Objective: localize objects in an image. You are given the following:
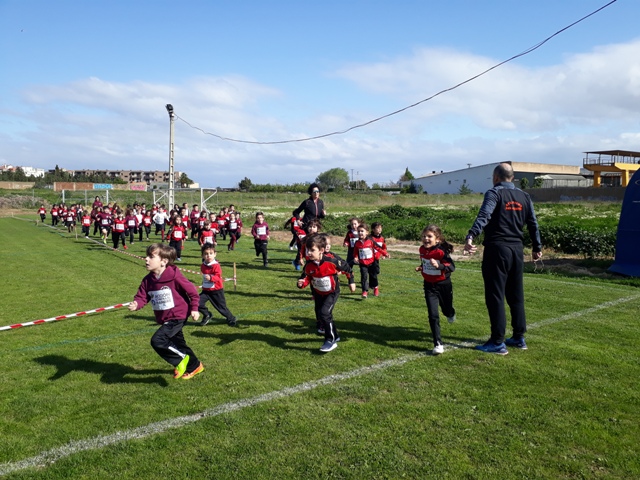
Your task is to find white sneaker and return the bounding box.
[433,344,444,355]
[447,314,456,324]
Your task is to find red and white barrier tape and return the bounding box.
[0,302,131,332]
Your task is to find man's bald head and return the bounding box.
[493,163,514,183]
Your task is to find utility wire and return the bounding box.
[175,0,617,145]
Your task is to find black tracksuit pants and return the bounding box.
[313,288,340,343]
[198,289,236,324]
[423,277,455,346]
[481,243,526,344]
[150,319,200,372]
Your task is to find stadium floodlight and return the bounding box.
[166,104,175,209]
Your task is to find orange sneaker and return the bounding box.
[182,362,204,380]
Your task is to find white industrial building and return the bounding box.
[401,161,584,194]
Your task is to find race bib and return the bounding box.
[421,258,441,276]
[149,286,175,311]
[202,275,215,289]
[173,230,183,239]
[256,226,267,236]
[229,222,238,229]
[359,248,373,260]
[128,220,136,226]
[115,224,125,231]
[101,219,109,225]
[311,276,332,292]
[349,237,358,247]
[204,236,214,244]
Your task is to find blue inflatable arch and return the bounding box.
[609,168,640,277]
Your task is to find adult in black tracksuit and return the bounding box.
[464,163,542,354]
[292,183,326,233]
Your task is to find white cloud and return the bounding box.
[4,39,640,187]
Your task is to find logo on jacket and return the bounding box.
[505,201,523,211]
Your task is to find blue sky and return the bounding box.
[1,0,639,188]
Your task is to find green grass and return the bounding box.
[0,216,638,479]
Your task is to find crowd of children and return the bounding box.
[40,196,462,378]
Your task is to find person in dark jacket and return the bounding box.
[293,183,326,232]
[464,163,542,355]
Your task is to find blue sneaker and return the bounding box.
[475,342,508,355]
[505,337,527,350]
[319,340,337,353]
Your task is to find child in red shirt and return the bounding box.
[297,234,355,353]
[38,205,46,223]
[112,211,128,249]
[415,224,456,355]
[167,216,186,261]
[353,223,384,298]
[198,244,237,326]
[198,220,217,246]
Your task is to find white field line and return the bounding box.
[2,293,639,476]
[0,354,421,476]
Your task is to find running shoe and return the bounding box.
[174,354,190,379]
[182,362,204,380]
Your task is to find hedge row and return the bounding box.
[322,205,616,259]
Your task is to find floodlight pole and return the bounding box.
[166,104,175,210]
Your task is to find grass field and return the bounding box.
[0,215,638,479]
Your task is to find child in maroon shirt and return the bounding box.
[251,211,270,267]
[198,244,237,326]
[128,243,204,380]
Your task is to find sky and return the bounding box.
[1,0,639,188]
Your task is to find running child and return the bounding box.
[64,208,76,233]
[352,222,384,299]
[141,210,152,241]
[81,211,92,238]
[251,211,270,267]
[297,234,356,353]
[112,210,128,249]
[128,243,204,380]
[342,217,361,267]
[198,220,217,246]
[198,244,237,327]
[190,204,201,239]
[291,218,308,271]
[98,207,113,244]
[284,215,302,250]
[38,205,47,223]
[415,224,456,355]
[50,204,59,226]
[227,212,242,251]
[153,205,168,241]
[298,219,321,267]
[125,208,139,245]
[167,215,186,261]
[216,209,228,241]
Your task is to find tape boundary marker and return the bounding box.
[0,303,131,332]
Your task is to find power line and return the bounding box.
[175,0,617,145]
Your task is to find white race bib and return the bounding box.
[256,226,267,236]
[422,258,441,276]
[150,286,175,311]
[311,276,332,292]
[349,237,358,247]
[229,222,238,229]
[173,230,183,239]
[359,248,373,260]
